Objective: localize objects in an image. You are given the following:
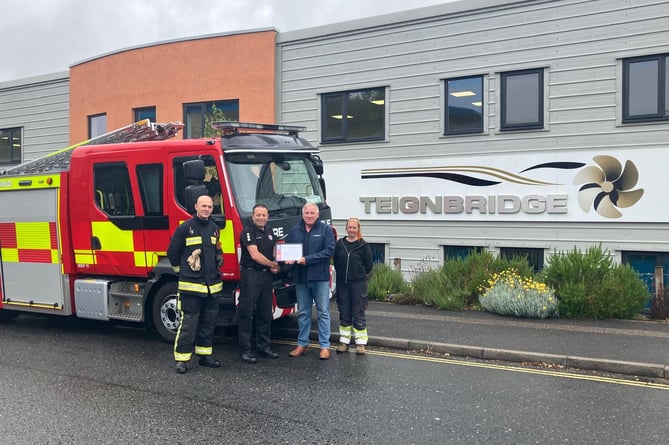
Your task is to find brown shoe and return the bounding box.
[289,346,308,357]
[356,345,367,355]
[336,343,348,353]
[319,348,330,360]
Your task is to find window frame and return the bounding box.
[88,113,107,139]
[500,68,544,131]
[321,87,386,143]
[134,106,157,123]
[0,127,22,165]
[444,75,484,135]
[622,54,669,123]
[182,100,239,139]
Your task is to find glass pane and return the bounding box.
[134,107,156,122]
[347,89,385,139]
[225,153,324,215]
[504,72,540,126]
[89,114,107,138]
[0,129,10,163]
[94,164,135,216]
[628,60,659,116]
[323,95,343,139]
[11,130,21,162]
[447,77,483,132]
[184,104,204,138]
[665,58,669,116]
[136,164,163,215]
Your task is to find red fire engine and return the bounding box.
[0,120,331,342]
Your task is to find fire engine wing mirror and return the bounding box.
[183,159,205,180]
[319,177,327,200]
[310,155,324,176]
[185,184,209,214]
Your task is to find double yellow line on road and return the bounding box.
[370,349,669,391]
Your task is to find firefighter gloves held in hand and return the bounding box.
[187,249,201,271]
[216,254,224,268]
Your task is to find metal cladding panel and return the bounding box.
[0,187,65,310]
[0,73,69,163]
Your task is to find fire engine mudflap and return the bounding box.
[0,120,332,343]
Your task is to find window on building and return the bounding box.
[183,100,239,138]
[500,69,544,131]
[444,245,485,261]
[93,163,135,216]
[500,247,544,272]
[134,107,156,123]
[368,243,386,264]
[623,54,669,122]
[0,127,22,165]
[88,113,107,138]
[321,87,385,143]
[445,76,484,134]
[136,164,163,216]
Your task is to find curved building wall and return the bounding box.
[69,30,277,143]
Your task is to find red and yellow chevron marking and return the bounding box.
[0,221,59,264]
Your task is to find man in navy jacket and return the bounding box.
[285,203,335,360]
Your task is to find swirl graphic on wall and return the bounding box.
[572,155,644,218]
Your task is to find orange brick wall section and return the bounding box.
[69,30,277,143]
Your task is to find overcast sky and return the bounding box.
[2,0,456,82]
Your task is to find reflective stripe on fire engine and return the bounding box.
[0,221,59,264]
[178,281,223,294]
[73,221,166,268]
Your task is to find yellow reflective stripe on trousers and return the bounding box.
[178,281,223,294]
[353,327,368,345]
[173,295,192,361]
[185,236,202,246]
[195,346,213,356]
[339,325,353,344]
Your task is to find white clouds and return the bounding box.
[1,0,454,81]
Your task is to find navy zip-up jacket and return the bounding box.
[334,238,373,284]
[286,220,335,282]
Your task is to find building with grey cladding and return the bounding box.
[2,0,669,285]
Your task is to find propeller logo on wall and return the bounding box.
[572,155,644,219]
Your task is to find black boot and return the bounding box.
[175,361,188,374]
[198,356,221,368]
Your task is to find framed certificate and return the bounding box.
[275,243,303,262]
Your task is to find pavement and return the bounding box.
[271,300,669,379]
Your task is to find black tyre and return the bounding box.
[152,281,179,343]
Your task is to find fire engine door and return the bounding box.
[88,161,148,276]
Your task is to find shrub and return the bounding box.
[440,251,534,307]
[411,268,465,310]
[367,263,408,300]
[541,245,649,319]
[479,269,557,318]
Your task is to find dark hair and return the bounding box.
[253,203,269,213]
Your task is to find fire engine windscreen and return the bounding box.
[225,153,324,216]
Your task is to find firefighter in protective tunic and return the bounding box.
[167,195,223,374]
[237,204,281,363]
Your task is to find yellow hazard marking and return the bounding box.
[1,248,18,262]
[0,174,60,190]
[74,250,95,265]
[91,221,134,252]
[15,222,53,249]
[220,220,235,253]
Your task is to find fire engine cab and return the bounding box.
[0,120,331,342]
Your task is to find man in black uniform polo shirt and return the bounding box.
[238,204,281,363]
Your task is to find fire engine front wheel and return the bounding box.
[152,282,180,343]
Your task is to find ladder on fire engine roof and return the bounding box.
[1,119,184,176]
[211,121,306,136]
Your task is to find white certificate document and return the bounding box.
[275,243,302,262]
